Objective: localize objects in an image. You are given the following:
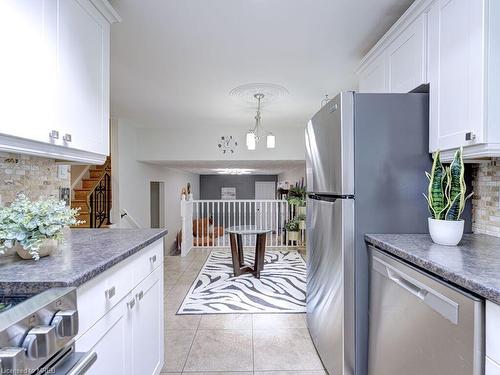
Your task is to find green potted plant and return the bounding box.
[424,148,473,246]
[285,219,300,241]
[0,194,83,260]
[296,213,306,230]
[287,185,307,216]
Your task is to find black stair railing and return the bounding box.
[89,172,112,228]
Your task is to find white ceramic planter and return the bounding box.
[428,218,464,246]
[297,206,306,216]
[299,220,306,230]
[288,231,299,241]
[15,239,58,260]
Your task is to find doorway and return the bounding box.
[255,181,276,230]
[150,181,165,228]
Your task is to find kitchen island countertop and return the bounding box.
[365,233,500,304]
[0,228,168,296]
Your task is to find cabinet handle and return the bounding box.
[149,255,157,263]
[63,133,72,142]
[465,132,476,141]
[127,298,135,309]
[49,130,59,139]
[104,286,116,299]
[136,290,144,301]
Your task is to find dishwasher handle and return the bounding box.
[372,255,459,324]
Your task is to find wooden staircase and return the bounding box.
[71,158,112,228]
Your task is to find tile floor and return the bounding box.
[162,249,326,375]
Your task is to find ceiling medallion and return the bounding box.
[229,83,288,151]
[217,135,238,154]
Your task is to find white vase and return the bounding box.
[428,218,464,246]
[15,239,58,260]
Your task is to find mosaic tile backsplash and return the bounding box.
[472,159,500,237]
[0,153,70,205]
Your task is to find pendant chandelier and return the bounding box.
[246,93,275,150]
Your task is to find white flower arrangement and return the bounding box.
[0,194,83,260]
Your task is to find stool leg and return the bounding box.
[254,233,267,278]
[237,234,244,267]
[230,233,241,277]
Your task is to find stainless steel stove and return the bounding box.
[0,287,96,374]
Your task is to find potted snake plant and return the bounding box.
[424,148,473,246]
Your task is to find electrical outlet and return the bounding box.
[57,165,69,179]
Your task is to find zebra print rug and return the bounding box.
[177,250,306,314]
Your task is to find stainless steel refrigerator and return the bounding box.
[305,92,432,375]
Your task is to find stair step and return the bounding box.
[71,200,88,210]
[74,189,90,200]
[89,170,102,178]
[82,179,97,189]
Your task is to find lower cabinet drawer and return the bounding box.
[75,296,133,375]
[486,356,500,375]
[134,239,163,284]
[77,257,134,337]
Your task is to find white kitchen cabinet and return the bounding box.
[486,301,500,364]
[76,239,164,375]
[0,0,57,144]
[358,54,387,93]
[358,0,500,160]
[429,0,500,160]
[428,0,485,153]
[357,4,429,94]
[57,0,110,156]
[386,13,427,93]
[75,296,133,375]
[132,267,164,375]
[0,0,119,164]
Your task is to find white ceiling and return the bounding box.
[109,0,414,130]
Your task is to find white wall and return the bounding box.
[278,164,306,187]
[135,126,305,162]
[112,119,200,253]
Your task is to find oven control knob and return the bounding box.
[0,347,25,371]
[22,325,56,359]
[51,310,79,338]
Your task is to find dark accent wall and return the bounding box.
[200,175,278,200]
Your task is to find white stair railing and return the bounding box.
[181,199,290,250]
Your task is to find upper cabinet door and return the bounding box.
[358,54,387,93]
[386,14,427,93]
[57,0,110,155]
[0,0,58,144]
[428,0,485,152]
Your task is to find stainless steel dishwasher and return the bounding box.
[368,246,484,375]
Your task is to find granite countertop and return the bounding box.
[365,233,500,304]
[0,228,168,296]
